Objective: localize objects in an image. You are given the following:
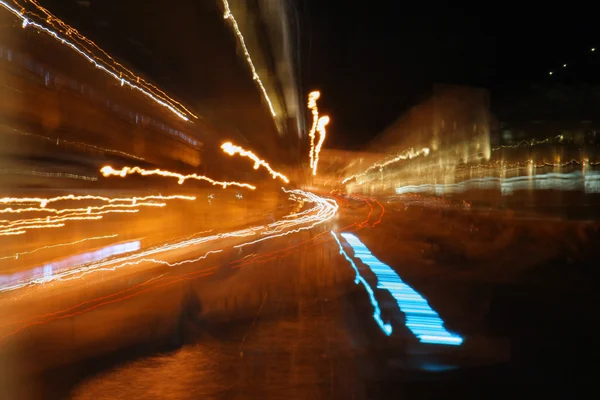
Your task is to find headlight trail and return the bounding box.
[0,192,381,340]
[221,0,276,118]
[100,165,256,189]
[0,0,195,121]
[307,90,321,169]
[0,188,336,293]
[0,234,119,261]
[312,115,330,176]
[233,188,338,248]
[220,142,290,184]
[341,147,431,184]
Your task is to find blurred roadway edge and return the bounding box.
[220,0,305,162]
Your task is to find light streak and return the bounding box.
[100,165,256,189]
[24,0,197,119]
[0,202,165,215]
[2,124,144,161]
[0,169,97,181]
[342,147,431,184]
[0,0,194,121]
[221,142,290,184]
[0,188,336,292]
[0,223,64,236]
[0,241,141,292]
[491,134,563,151]
[0,215,102,234]
[0,194,195,208]
[312,115,330,176]
[234,188,337,248]
[331,231,392,335]
[0,234,119,261]
[307,90,321,169]
[340,233,463,345]
[221,0,276,117]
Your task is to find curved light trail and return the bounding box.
[0,188,337,293]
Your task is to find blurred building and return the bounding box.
[370,84,493,164]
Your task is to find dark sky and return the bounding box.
[28,0,600,152]
[300,0,600,149]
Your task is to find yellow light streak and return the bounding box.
[24,0,198,119]
[100,165,256,189]
[221,0,276,117]
[0,194,195,208]
[0,223,65,236]
[0,215,102,230]
[1,188,337,292]
[307,91,321,169]
[0,0,193,121]
[312,115,330,176]
[3,124,144,161]
[0,202,165,214]
[0,234,119,261]
[342,147,431,184]
[220,142,289,184]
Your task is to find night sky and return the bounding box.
[301,0,600,148]
[32,1,600,151]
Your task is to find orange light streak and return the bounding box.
[0,192,375,339]
[100,165,256,189]
[2,124,144,161]
[307,90,321,169]
[0,0,195,121]
[0,194,195,208]
[0,223,65,236]
[0,234,119,261]
[1,188,335,292]
[0,202,165,215]
[342,147,431,184]
[221,0,276,117]
[221,142,289,184]
[312,115,330,176]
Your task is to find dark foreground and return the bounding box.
[2,193,598,399]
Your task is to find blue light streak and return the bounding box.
[331,232,392,336]
[340,233,463,346]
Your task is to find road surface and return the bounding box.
[1,189,597,398]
